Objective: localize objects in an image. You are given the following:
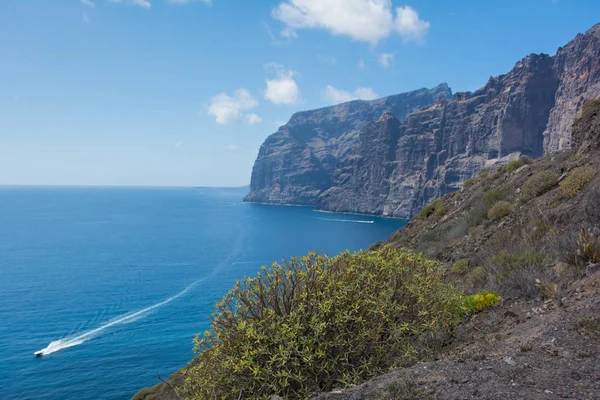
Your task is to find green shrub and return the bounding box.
[488,201,513,220]
[479,169,490,178]
[488,249,545,278]
[418,198,446,220]
[182,247,465,399]
[522,170,559,200]
[503,157,533,174]
[560,166,596,196]
[462,290,501,313]
[503,159,525,174]
[463,178,477,188]
[482,189,507,208]
[451,258,470,275]
[469,266,488,283]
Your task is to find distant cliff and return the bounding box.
[244,84,452,206]
[246,24,600,218]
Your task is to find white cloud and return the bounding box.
[358,58,365,69]
[175,140,184,149]
[395,6,430,44]
[264,64,300,105]
[222,144,240,151]
[207,89,262,125]
[80,0,95,7]
[321,85,378,104]
[272,0,430,44]
[246,113,263,125]
[378,53,394,68]
[109,0,151,8]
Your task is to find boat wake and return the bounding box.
[34,280,200,357]
[313,217,375,224]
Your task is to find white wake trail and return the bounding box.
[35,280,199,356]
[313,217,375,224]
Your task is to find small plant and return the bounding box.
[463,178,477,188]
[504,159,525,174]
[488,201,513,220]
[577,318,600,340]
[535,279,558,299]
[559,166,596,196]
[479,169,490,178]
[482,189,508,208]
[522,170,559,200]
[418,198,446,220]
[488,249,546,277]
[451,258,470,275]
[520,342,533,352]
[470,266,487,283]
[577,228,600,263]
[462,290,501,313]
[369,379,431,400]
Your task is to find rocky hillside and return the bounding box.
[312,97,600,400]
[247,24,600,218]
[134,98,600,400]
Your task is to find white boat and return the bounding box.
[34,351,44,357]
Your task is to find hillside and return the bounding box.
[246,24,600,218]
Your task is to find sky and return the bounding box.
[1,0,599,187]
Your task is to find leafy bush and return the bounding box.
[469,266,488,283]
[522,170,559,200]
[503,159,525,174]
[451,258,470,275]
[418,198,446,220]
[463,178,477,188]
[559,166,596,196]
[462,290,501,313]
[488,201,513,220]
[482,189,508,208]
[182,248,465,399]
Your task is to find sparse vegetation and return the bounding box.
[577,97,600,121]
[479,169,490,178]
[560,166,596,196]
[463,178,477,188]
[487,201,513,220]
[470,266,487,284]
[577,228,600,264]
[503,159,525,174]
[182,247,467,399]
[368,379,431,400]
[451,258,470,275]
[418,198,447,220]
[522,170,559,200]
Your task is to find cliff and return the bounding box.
[246,24,600,218]
[244,84,452,205]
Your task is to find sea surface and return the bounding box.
[0,186,407,400]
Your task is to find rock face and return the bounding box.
[244,84,452,205]
[246,24,600,218]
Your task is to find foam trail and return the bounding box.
[35,280,200,356]
[312,217,374,224]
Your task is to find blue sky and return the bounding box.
[1,0,599,187]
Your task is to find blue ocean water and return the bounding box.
[0,186,406,400]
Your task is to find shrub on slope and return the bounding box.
[182,247,467,399]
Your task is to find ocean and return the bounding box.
[0,186,407,400]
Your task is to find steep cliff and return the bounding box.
[247,24,600,217]
[244,84,451,205]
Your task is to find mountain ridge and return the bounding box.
[246,23,600,218]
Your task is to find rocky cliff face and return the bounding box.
[247,24,600,217]
[244,84,451,205]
